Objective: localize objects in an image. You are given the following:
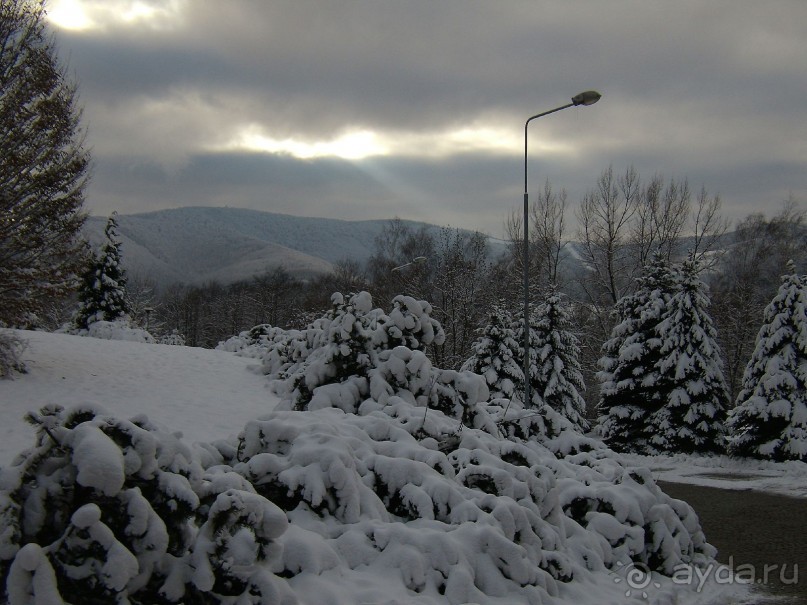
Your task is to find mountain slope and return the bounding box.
[83,207,437,287]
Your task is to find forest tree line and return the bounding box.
[124,167,806,416]
[2,0,804,419]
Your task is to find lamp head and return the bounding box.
[571,90,602,106]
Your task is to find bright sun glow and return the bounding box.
[223,124,533,161]
[45,0,185,31]
[46,0,94,30]
[235,128,389,161]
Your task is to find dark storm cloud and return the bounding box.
[50,0,807,235]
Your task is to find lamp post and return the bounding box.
[522,90,600,407]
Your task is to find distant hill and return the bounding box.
[82,207,462,287]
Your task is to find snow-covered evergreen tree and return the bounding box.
[461,304,523,401]
[496,303,585,440]
[74,213,130,330]
[597,254,677,453]
[276,292,445,412]
[531,290,590,432]
[647,260,729,453]
[727,266,807,461]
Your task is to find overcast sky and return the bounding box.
[45,0,807,238]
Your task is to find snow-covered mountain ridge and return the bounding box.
[83,207,445,287]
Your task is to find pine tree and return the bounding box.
[0,0,90,327]
[283,292,445,412]
[461,304,523,401]
[648,260,728,453]
[495,303,577,440]
[597,254,677,453]
[531,290,590,431]
[74,213,131,330]
[727,267,807,461]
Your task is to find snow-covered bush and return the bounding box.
[197,341,716,604]
[86,318,156,343]
[60,316,157,343]
[202,292,716,603]
[157,329,186,346]
[217,324,288,358]
[0,331,27,378]
[0,404,295,605]
[728,267,807,461]
[269,292,445,412]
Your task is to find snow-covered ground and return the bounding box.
[621,453,807,499]
[0,330,277,465]
[0,329,778,604]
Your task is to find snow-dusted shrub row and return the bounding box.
[1,293,719,604]
[213,292,715,603]
[60,318,186,346]
[217,323,292,359]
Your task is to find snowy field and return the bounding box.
[0,330,775,604]
[0,330,278,465]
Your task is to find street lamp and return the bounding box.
[522,90,600,408]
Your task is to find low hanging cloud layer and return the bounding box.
[47,0,807,236]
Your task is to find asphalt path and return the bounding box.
[659,481,805,604]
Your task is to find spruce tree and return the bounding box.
[0,0,90,326]
[74,213,130,330]
[531,290,589,431]
[728,267,807,461]
[648,260,728,453]
[597,254,677,453]
[461,304,523,401]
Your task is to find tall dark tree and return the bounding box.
[728,266,807,461]
[74,213,130,329]
[596,254,677,453]
[0,0,90,326]
[648,260,729,453]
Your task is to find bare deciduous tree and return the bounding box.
[710,199,806,401]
